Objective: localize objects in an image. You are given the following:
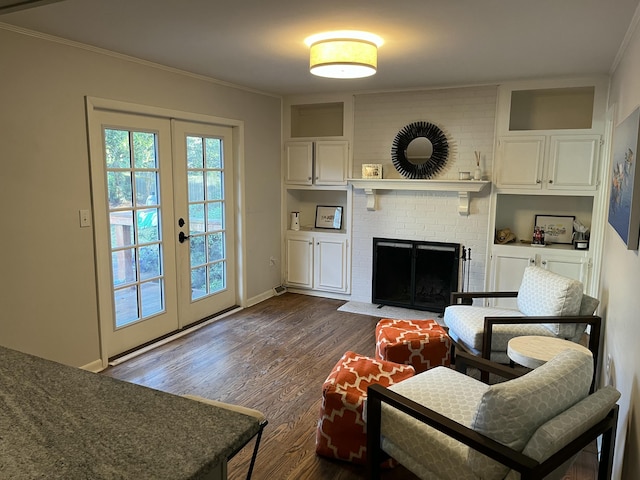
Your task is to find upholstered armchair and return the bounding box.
[367,349,620,480]
[443,266,601,386]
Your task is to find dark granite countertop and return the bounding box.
[0,346,260,479]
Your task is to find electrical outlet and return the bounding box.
[269,256,277,267]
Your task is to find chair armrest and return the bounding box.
[367,382,619,480]
[482,315,602,392]
[454,350,522,381]
[451,291,518,304]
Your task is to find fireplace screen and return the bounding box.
[372,238,460,313]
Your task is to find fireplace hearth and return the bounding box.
[372,238,460,313]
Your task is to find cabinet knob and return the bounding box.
[529,258,535,264]
[307,177,312,181]
[548,179,553,184]
[536,179,541,184]
[541,260,547,265]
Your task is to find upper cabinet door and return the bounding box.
[285,142,313,185]
[315,141,348,185]
[547,135,600,190]
[495,136,546,189]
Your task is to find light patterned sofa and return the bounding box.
[443,266,601,385]
[367,349,620,480]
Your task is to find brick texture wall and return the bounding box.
[350,86,497,303]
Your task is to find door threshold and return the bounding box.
[108,305,242,366]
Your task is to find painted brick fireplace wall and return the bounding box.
[350,86,497,303]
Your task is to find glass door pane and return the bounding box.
[105,128,165,328]
[186,135,227,300]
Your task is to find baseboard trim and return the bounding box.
[108,306,243,366]
[245,289,275,307]
[81,359,106,373]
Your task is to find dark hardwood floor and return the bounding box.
[102,293,597,480]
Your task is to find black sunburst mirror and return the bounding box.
[391,121,449,179]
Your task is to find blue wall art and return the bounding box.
[609,107,640,250]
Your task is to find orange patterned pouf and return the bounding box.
[375,318,451,373]
[315,351,415,465]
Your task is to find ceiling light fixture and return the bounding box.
[305,31,383,79]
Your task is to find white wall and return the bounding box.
[350,87,496,302]
[0,27,282,367]
[602,10,640,479]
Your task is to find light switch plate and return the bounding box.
[79,209,92,227]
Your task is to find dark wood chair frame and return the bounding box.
[367,351,618,480]
[449,291,602,392]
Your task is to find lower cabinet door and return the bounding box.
[490,250,533,309]
[286,235,313,288]
[315,237,348,292]
[540,253,589,286]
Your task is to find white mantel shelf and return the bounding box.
[348,179,491,215]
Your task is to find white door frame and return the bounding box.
[86,97,247,368]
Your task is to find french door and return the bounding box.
[172,120,235,324]
[88,103,236,359]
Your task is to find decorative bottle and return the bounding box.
[473,151,482,180]
[291,212,300,231]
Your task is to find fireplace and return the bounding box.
[372,238,461,313]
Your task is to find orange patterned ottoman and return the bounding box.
[375,318,451,373]
[315,351,415,465]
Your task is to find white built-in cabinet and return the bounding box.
[487,78,609,299]
[286,232,349,293]
[285,140,349,185]
[496,134,601,190]
[490,244,590,308]
[282,96,353,297]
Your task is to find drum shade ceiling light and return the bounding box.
[305,31,383,79]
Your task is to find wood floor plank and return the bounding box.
[103,293,596,480]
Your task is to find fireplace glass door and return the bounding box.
[372,238,460,313]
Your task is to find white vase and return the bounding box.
[473,167,482,181]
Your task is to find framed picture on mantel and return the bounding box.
[362,163,383,179]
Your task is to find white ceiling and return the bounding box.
[2,0,639,96]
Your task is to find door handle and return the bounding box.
[179,231,190,243]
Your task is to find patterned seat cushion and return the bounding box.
[444,305,556,362]
[375,318,451,373]
[468,349,593,480]
[517,266,583,338]
[316,351,415,465]
[382,366,489,479]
